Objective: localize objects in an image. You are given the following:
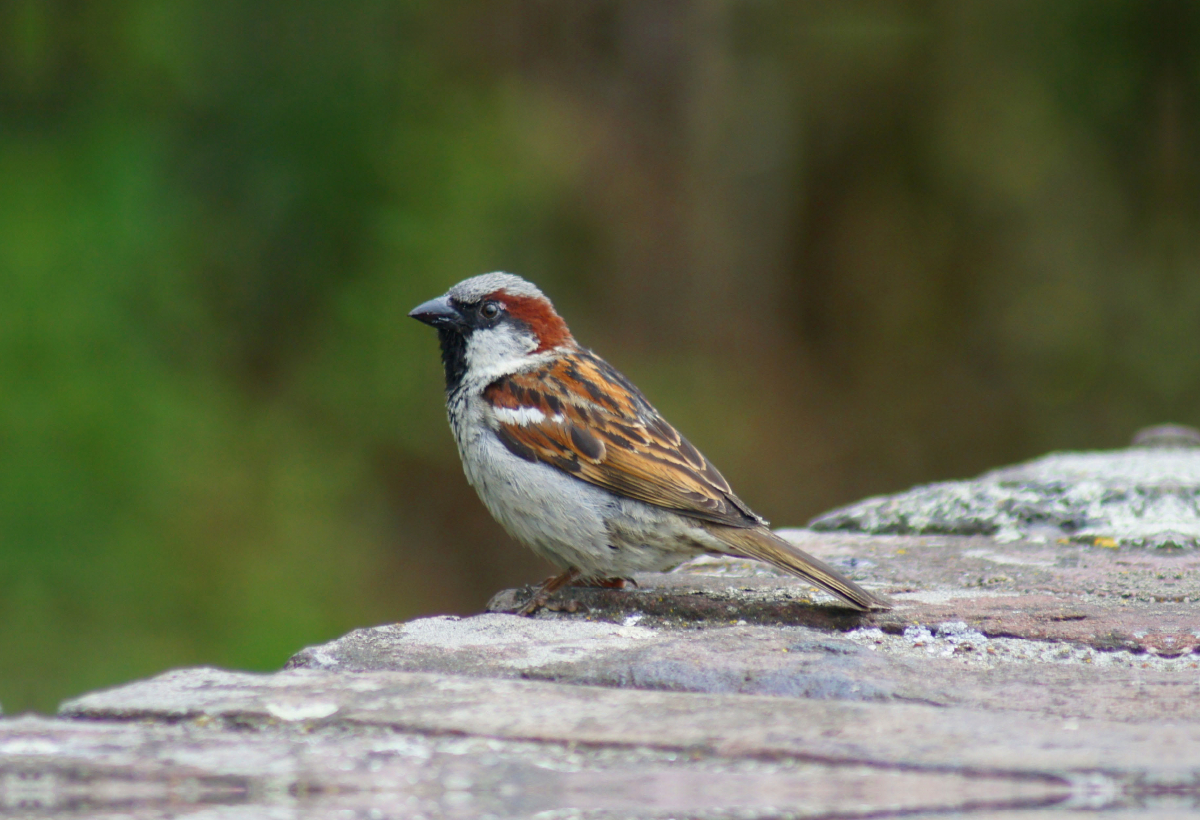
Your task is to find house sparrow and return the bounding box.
[410,272,890,613]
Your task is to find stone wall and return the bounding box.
[3,431,1198,818]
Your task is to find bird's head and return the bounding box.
[409,272,574,391]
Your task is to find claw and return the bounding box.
[515,567,581,615]
[513,570,637,614]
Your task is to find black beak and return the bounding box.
[409,295,462,329]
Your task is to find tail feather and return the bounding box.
[709,527,891,611]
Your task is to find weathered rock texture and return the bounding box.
[4,433,1200,817]
[1,705,1076,819]
[811,429,1200,550]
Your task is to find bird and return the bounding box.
[409,272,890,613]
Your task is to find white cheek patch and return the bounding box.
[463,324,539,385]
[493,406,565,426]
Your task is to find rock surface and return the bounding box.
[6,434,1200,817]
[1,707,1076,819]
[482,527,1200,655]
[810,430,1200,550]
[286,609,1200,723]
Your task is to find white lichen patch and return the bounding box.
[389,614,658,670]
[811,448,1200,550]
[264,700,340,721]
[845,621,1200,671]
[887,589,1022,605]
[961,549,1056,567]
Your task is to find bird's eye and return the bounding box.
[480,301,501,320]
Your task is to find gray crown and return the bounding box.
[447,272,547,304]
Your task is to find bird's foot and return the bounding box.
[514,594,546,616]
[515,570,636,614]
[515,567,582,616]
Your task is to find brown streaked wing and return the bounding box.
[484,351,763,528]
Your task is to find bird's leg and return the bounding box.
[516,567,582,615]
[578,576,635,589]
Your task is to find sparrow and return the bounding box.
[409,272,890,613]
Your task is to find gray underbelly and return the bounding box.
[460,435,712,576]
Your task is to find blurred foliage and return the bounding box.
[0,0,1197,712]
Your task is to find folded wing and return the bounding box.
[484,350,764,528]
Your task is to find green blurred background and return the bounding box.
[2,0,1198,713]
